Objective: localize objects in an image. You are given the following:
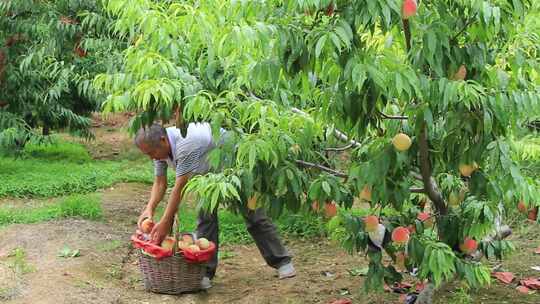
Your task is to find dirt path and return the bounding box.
[0,183,385,304]
[2,187,540,304]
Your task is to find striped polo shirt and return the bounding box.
[154,123,222,177]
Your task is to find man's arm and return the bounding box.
[137,175,167,228]
[161,174,190,225]
[149,174,190,244]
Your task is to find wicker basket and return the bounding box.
[135,215,207,295]
[137,249,206,294]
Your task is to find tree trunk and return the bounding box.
[42,125,50,136]
[418,124,447,216]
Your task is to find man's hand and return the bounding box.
[146,174,190,245]
[149,219,173,245]
[138,175,167,230]
[137,208,154,230]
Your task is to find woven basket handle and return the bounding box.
[171,214,180,253]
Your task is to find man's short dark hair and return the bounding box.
[134,123,167,147]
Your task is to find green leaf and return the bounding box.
[329,32,342,53]
[483,110,492,134]
[322,181,331,196]
[335,25,351,50]
[315,35,327,58]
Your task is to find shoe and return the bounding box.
[201,276,212,290]
[278,263,296,279]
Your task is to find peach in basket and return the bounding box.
[196,238,211,250]
[181,239,216,263]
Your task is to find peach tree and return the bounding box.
[96,0,540,300]
[0,0,124,150]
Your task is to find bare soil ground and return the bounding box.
[1,183,539,304]
[0,183,388,304]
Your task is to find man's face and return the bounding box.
[138,138,170,160]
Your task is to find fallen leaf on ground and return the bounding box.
[520,277,540,290]
[415,282,426,292]
[329,299,352,304]
[535,246,540,255]
[492,272,515,284]
[396,282,413,289]
[516,286,530,294]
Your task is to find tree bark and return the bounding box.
[402,19,412,53]
[418,124,447,216]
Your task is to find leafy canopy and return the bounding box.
[97,0,540,290]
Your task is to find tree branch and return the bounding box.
[379,111,408,120]
[470,224,512,261]
[450,13,478,44]
[295,160,425,195]
[410,187,426,193]
[410,171,423,181]
[295,160,348,178]
[324,143,354,152]
[291,107,361,148]
[418,124,448,215]
[402,19,412,53]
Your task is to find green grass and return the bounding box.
[0,194,103,226]
[0,158,155,197]
[22,140,92,163]
[0,140,155,198]
[5,248,35,274]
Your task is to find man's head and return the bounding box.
[134,123,170,160]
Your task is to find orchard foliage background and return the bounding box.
[95,0,540,293]
[1,0,538,298]
[0,0,125,150]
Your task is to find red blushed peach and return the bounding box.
[459,237,478,254]
[187,244,200,253]
[177,240,190,251]
[196,238,210,250]
[402,0,417,20]
[391,227,410,245]
[141,218,154,234]
[359,185,372,202]
[364,215,379,233]
[160,236,176,250]
[324,202,337,218]
[517,200,528,214]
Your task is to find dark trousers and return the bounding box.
[196,208,292,279]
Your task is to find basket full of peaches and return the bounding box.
[131,218,216,294]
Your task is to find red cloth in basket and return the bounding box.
[182,241,216,263]
[131,233,216,263]
[131,234,173,260]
